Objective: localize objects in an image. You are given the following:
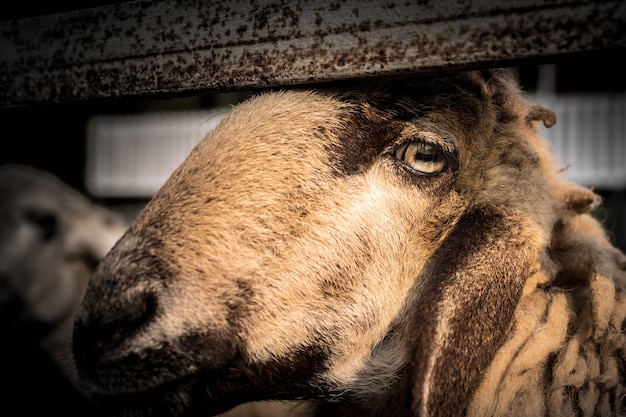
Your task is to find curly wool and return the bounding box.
[469,208,626,417]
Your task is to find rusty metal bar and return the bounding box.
[1,0,625,108]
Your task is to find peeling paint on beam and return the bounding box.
[1,0,625,107]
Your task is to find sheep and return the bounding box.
[0,164,128,414]
[69,68,626,417]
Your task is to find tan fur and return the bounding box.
[70,69,626,417]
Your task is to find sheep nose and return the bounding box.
[72,291,158,371]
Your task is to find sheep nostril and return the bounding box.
[116,291,159,327]
[72,292,159,369]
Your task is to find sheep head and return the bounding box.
[0,164,127,326]
[70,69,598,416]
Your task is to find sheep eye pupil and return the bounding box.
[396,141,447,175]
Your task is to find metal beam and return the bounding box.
[1,0,625,108]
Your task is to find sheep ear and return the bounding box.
[407,204,541,417]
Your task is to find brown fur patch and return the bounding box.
[408,205,540,417]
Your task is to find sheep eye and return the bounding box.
[24,209,57,241]
[394,141,447,175]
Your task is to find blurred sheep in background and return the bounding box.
[0,164,128,415]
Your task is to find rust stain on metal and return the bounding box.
[1,0,625,107]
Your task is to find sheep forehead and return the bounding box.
[152,91,349,202]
